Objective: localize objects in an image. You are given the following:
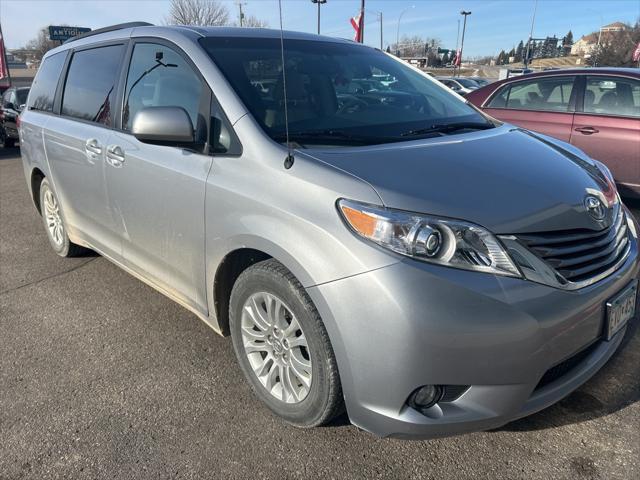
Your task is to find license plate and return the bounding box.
[605,281,637,341]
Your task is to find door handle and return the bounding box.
[106,144,125,167]
[574,126,599,135]
[85,138,102,155]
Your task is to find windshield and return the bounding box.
[457,78,479,88]
[200,37,490,146]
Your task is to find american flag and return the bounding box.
[633,41,640,62]
[0,24,11,89]
[350,12,363,43]
[453,49,462,67]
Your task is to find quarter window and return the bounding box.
[210,98,241,155]
[27,51,66,112]
[123,43,203,131]
[61,45,124,126]
[488,76,575,112]
[584,76,640,118]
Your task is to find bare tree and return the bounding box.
[391,35,441,57]
[589,21,640,67]
[166,0,230,26]
[238,14,268,28]
[25,27,60,62]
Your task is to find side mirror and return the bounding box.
[131,106,194,145]
[5,102,15,111]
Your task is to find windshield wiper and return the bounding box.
[273,129,395,146]
[400,122,495,137]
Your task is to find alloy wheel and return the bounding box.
[43,187,64,248]
[240,291,312,404]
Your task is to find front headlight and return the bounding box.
[338,199,521,277]
[593,159,621,205]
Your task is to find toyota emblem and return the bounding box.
[584,195,606,221]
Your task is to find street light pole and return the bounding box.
[454,19,460,75]
[310,0,327,35]
[458,10,471,76]
[396,5,414,56]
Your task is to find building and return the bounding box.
[600,21,626,33]
[571,33,598,56]
[571,22,627,57]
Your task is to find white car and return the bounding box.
[436,77,480,95]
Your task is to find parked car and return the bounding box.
[498,68,533,80]
[436,76,480,95]
[466,68,640,196]
[0,86,29,147]
[21,23,638,440]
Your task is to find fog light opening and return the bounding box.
[408,385,444,411]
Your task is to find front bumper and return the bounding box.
[306,235,638,439]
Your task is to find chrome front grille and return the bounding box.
[515,206,630,285]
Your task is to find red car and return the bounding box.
[466,68,640,196]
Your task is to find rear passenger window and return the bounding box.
[123,43,203,131]
[27,51,66,112]
[61,45,124,126]
[584,76,640,118]
[488,76,575,112]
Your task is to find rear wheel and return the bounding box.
[229,259,344,427]
[39,178,87,257]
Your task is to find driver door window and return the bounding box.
[123,43,204,133]
[584,76,640,118]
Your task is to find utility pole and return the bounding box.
[523,0,538,69]
[236,1,246,27]
[310,0,327,35]
[458,10,471,77]
[379,12,383,50]
[594,14,603,66]
[360,0,365,43]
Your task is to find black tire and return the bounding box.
[39,178,88,257]
[229,259,344,427]
[3,137,15,148]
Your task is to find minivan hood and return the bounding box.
[303,126,616,234]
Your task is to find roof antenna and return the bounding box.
[278,0,294,169]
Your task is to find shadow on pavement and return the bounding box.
[0,146,20,159]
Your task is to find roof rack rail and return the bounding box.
[63,22,154,44]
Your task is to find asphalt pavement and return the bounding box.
[1,147,638,479]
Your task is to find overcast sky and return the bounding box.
[1,0,639,57]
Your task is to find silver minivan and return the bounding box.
[20,23,638,439]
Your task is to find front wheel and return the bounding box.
[229,259,344,427]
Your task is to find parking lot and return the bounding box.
[0,146,638,479]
